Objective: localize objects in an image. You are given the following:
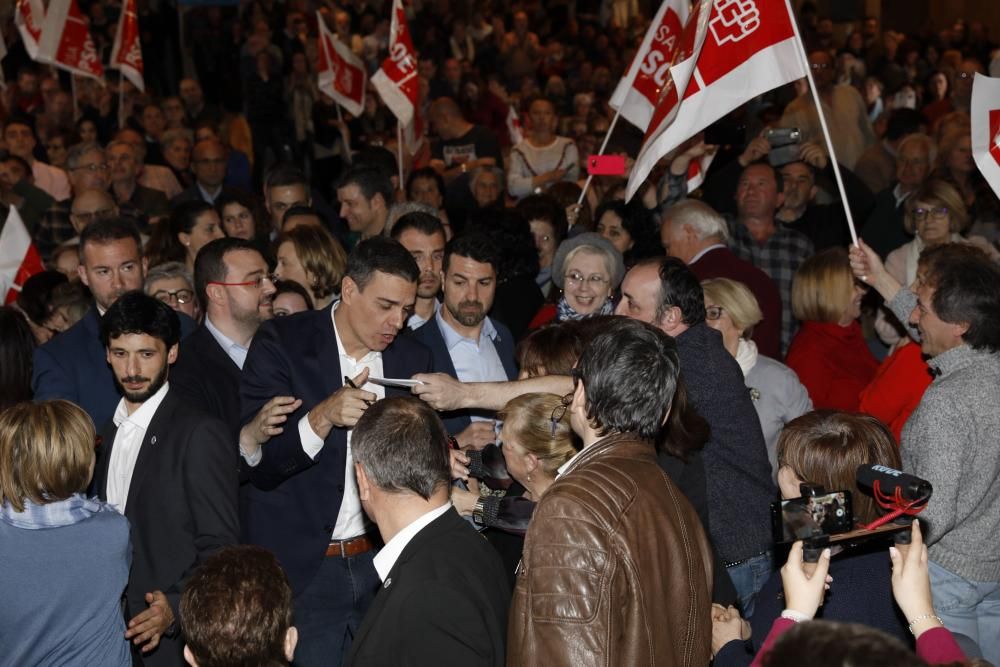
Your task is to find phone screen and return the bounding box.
[771,491,853,543]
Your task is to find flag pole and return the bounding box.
[118,79,125,130]
[334,102,352,164]
[576,110,622,206]
[396,122,404,190]
[783,0,858,245]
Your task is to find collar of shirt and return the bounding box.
[113,381,170,429]
[406,299,441,331]
[892,183,912,207]
[557,445,588,478]
[372,502,453,582]
[332,301,379,366]
[205,316,250,370]
[435,309,497,351]
[197,182,223,203]
[688,243,728,266]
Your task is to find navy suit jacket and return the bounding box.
[32,307,194,428]
[347,508,511,666]
[239,304,433,594]
[409,315,517,435]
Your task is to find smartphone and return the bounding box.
[587,155,626,176]
[771,490,853,544]
[766,127,802,167]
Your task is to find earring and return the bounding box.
[526,473,532,482]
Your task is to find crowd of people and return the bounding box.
[1,1,999,666]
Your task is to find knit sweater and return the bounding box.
[889,289,1000,582]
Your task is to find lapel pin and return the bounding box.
[384,577,392,589]
[150,435,157,445]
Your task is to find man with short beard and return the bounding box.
[410,232,517,438]
[93,291,238,667]
[390,211,446,330]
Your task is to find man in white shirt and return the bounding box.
[239,237,434,667]
[93,291,238,667]
[346,397,510,666]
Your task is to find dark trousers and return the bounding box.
[291,550,379,667]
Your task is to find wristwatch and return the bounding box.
[472,497,486,525]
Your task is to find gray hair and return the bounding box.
[144,261,194,292]
[897,132,937,165]
[66,142,104,170]
[667,199,730,242]
[160,128,194,149]
[385,201,440,237]
[469,165,504,189]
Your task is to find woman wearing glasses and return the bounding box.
[701,278,812,478]
[144,261,200,322]
[785,248,879,411]
[529,232,625,327]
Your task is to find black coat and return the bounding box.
[347,508,511,666]
[94,390,239,667]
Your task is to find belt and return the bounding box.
[723,549,772,569]
[326,534,377,558]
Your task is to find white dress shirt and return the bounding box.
[372,502,453,582]
[297,301,385,540]
[106,382,170,513]
[687,243,728,266]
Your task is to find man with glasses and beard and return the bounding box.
[92,291,238,667]
[410,232,517,444]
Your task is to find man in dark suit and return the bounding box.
[93,292,239,667]
[410,232,517,442]
[662,199,784,359]
[347,397,510,666]
[32,218,194,428]
[240,237,433,667]
[171,139,246,206]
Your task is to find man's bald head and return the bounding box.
[70,189,118,234]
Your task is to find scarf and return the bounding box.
[556,295,615,322]
[735,338,759,377]
[0,494,115,530]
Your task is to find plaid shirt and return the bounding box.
[34,198,151,262]
[726,216,815,354]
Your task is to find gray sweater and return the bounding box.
[890,289,1000,582]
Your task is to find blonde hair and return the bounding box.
[903,179,969,235]
[498,393,576,476]
[792,248,854,323]
[277,226,347,300]
[0,400,96,512]
[701,278,763,338]
[563,244,612,279]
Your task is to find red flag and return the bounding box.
[1,208,45,305]
[15,0,46,61]
[971,73,1000,201]
[626,0,808,199]
[316,11,366,117]
[38,0,104,81]
[609,0,689,131]
[506,104,523,145]
[371,0,419,128]
[110,0,144,92]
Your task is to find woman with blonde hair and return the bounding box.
[0,401,131,666]
[274,225,348,310]
[702,278,811,477]
[785,248,878,411]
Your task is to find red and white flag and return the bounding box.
[317,11,366,117]
[686,151,716,192]
[38,0,104,81]
[110,0,144,92]
[627,0,808,200]
[15,0,46,62]
[609,0,690,131]
[971,73,1000,201]
[371,0,420,152]
[506,104,523,145]
[1,208,45,305]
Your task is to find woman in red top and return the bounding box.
[786,248,879,411]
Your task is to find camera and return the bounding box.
[772,489,852,543]
[766,127,801,167]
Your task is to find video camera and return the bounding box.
[771,465,933,562]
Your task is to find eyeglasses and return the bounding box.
[705,305,725,321]
[565,272,609,288]
[912,207,949,222]
[550,391,573,436]
[207,274,277,289]
[70,162,109,173]
[71,208,116,224]
[810,62,831,70]
[152,288,195,304]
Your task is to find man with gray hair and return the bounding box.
[662,199,783,358]
[107,138,170,226]
[33,142,109,260]
[469,165,504,210]
[145,261,199,321]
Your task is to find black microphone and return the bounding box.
[856,464,933,501]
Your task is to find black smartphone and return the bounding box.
[771,490,853,544]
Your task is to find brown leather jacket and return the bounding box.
[507,432,713,667]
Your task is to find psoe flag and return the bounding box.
[371,0,419,128]
[0,208,45,304]
[971,73,1000,201]
[15,0,46,61]
[38,0,104,81]
[316,11,366,117]
[110,0,144,92]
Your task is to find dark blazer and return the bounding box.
[33,308,196,430]
[347,508,511,666]
[170,183,248,206]
[690,246,783,360]
[93,389,239,667]
[239,304,433,594]
[409,315,517,435]
[170,324,242,441]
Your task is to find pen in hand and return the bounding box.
[344,375,375,407]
